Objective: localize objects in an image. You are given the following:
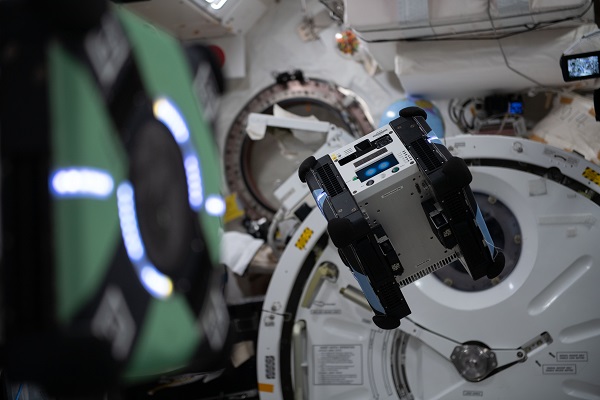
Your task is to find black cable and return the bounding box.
[486,0,544,87]
[449,97,495,133]
[460,98,474,131]
[447,99,462,131]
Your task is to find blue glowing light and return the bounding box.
[153,97,205,211]
[184,155,204,210]
[116,181,173,299]
[378,161,390,170]
[365,168,377,177]
[153,98,190,144]
[205,194,226,217]
[50,167,114,198]
[427,134,443,145]
[117,183,145,261]
[314,189,328,215]
[140,265,174,299]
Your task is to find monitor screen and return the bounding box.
[356,154,399,182]
[567,55,600,78]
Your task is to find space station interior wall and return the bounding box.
[344,0,593,35]
[344,0,598,98]
[392,24,599,98]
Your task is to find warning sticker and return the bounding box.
[557,352,588,362]
[313,345,362,385]
[543,364,576,374]
[295,227,314,250]
[583,167,600,186]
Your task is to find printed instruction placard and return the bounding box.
[313,344,363,385]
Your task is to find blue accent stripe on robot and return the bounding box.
[475,206,495,257]
[313,189,327,216]
[352,271,385,313]
[426,132,443,145]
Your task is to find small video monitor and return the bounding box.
[561,51,600,82]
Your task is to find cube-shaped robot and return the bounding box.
[298,107,504,329]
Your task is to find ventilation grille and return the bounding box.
[443,193,466,219]
[316,164,343,197]
[411,138,440,171]
[377,280,402,309]
[398,254,458,287]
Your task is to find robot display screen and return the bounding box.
[567,55,600,78]
[356,153,399,182]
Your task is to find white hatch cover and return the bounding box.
[257,135,600,400]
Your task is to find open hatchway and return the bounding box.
[223,72,374,221]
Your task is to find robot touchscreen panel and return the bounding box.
[298,107,504,329]
[355,154,399,182]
